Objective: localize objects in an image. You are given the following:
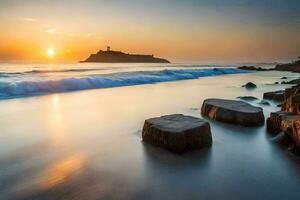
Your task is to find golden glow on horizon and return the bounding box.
[47,48,55,57]
[0,1,299,63]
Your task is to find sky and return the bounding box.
[0,0,299,63]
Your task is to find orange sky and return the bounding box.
[0,0,299,63]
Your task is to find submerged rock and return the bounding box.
[281,77,288,79]
[237,96,258,101]
[142,114,212,153]
[263,90,284,102]
[201,98,264,126]
[242,82,257,89]
[258,100,270,105]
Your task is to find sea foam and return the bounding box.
[0,68,249,99]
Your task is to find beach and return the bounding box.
[0,64,300,200]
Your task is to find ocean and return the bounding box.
[0,63,300,200]
[0,63,250,99]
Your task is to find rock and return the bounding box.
[267,111,300,153]
[274,58,300,73]
[281,86,300,114]
[267,111,297,134]
[275,82,279,84]
[142,114,212,153]
[263,90,284,102]
[281,78,300,85]
[201,98,264,126]
[266,67,300,154]
[290,120,300,155]
[281,77,287,79]
[237,96,258,101]
[242,82,257,89]
[271,132,294,146]
[237,66,268,71]
[258,100,270,105]
[81,48,170,63]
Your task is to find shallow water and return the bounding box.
[0,70,300,200]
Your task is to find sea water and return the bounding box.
[0,63,247,99]
[0,63,299,200]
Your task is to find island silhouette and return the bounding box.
[81,46,170,63]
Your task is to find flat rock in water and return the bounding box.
[142,114,212,153]
[237,96,258,101]
[201,98,264,126]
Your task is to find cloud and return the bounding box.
[46,28,60,34]
[20,17,37,22]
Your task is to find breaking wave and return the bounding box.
[0,68,108,75]
[0,68,249,99]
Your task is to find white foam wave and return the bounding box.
[0,68,249,99]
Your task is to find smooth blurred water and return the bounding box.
[0,69,299,200]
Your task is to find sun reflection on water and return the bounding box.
[40,153,86,189]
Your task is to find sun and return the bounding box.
[47,48,55,57]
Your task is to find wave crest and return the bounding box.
[0,68,248,99]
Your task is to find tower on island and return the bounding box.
[107,46,110,51]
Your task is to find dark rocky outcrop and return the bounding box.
[81,47,170,63]
[263,90,285,102]
[201,98,264,126]
[266,79,300,155]
[281,86,300,113]
[274,57,300,73]
[281,77,287,79]
[142,114,212,153]
[267,112,300,134]
[242,82,257,89]
[237,66,268,71]
[267,112,300,155]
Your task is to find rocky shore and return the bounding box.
[253,57,300,155]
[238,57,300,73]
[143,57,300,155]
[274,57,300,73]
[266,82,300,155]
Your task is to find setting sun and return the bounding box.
[47,48,55,57]
[1,1,300,199]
